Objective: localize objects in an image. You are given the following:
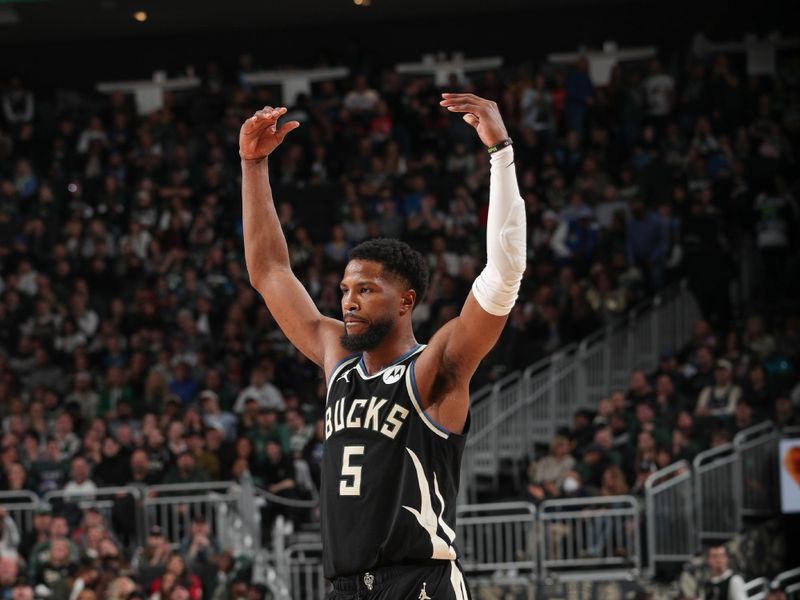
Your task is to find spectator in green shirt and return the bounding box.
[575,443,612,492]
[27,515,79,579]
[161,452,209,492]
[96,365,134,419]
[632,401,672,447]
[247,408,290,456]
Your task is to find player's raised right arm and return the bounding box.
[240,107,344,370]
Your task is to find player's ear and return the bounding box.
[400,290,416,315]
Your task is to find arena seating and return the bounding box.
[1,35,799,599]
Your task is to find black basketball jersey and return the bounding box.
[321,344,469,578]
[703,571,736,600]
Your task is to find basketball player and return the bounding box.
[698,545,746,600]
[239,93,526,599]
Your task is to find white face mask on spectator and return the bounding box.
[563,476,579,493]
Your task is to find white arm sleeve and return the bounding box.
[472,146,527,316]
[728,575,747,600]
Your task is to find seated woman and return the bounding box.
[148,553,202,600]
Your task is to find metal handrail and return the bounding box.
[736,421,779,519]
[745,577,770,600]
[464,281,698,456]
[457,501,537,517]
[693,442,737,469]
[783,425,800,437]
[772,566,800,589]
[539,494,638,513]
[693,442,741,542]
[470,382,494,404]
[254,487,320,508]
[644,460,691,492]
[43,485,143,502]
[644,460,694,576]
[0,490,39,505]
[734,420,777,447]
[144,491,237,502]
[145,481,235,495]
[467,373,524,445]
[0,491,41,540]
[538,494,641,579]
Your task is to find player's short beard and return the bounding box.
[340,318,393,352]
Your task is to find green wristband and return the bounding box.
[487,138,513,154]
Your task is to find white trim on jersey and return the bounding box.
[434,474,457,544]
[326,355,360,398]
[402,447,457,561]
[355,344,426,380]
[404,360,450,440]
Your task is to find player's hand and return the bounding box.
[239,106,300,161]
[439,93,508,148]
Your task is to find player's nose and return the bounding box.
[342,295,358,312]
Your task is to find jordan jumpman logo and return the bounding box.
[418,582,431,600]
[336,367,354,384]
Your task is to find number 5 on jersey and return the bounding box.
[340,445,365,496]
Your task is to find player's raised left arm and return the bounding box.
[414,95,526,425]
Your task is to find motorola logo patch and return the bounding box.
[382,365,406,385]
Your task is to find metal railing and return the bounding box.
[270,502,540,599]
[734,421,779,518]
[43,486,145,548]
[643,421,785,574]
[0,490,40,540]
[144,481,240,546]
[745,577,771,600]
[2,429,764,596]
[284,541,328,600]
[0,481,313,557]
[692,420,781,544]
[272,497,639,596]
[644,460,695,577]
[693,443,741,542]
[462,283,701,502]
[538,495,641,581]
[236,473,261,554]
[0,428,782,591]
[456,502,537,578]
[739,568,800,600]
[774,567,800,599]
[772,567,800,600]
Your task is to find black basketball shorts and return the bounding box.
[327,560,472,600]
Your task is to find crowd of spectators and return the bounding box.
[0,40,799,597]
[525,314,800,503]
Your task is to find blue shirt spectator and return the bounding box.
[626,200,668,292]
[565,58,595,133]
